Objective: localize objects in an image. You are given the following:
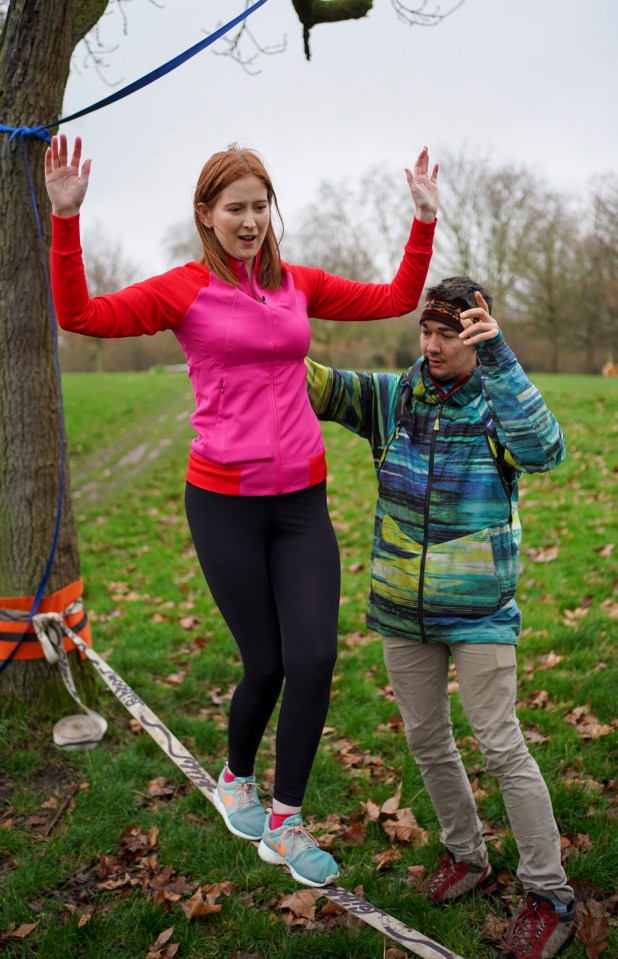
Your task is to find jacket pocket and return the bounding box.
[373,514,502,618]
[489,512,522,605]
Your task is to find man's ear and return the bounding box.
[196,202,211,228]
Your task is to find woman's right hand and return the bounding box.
[45,134,91,217]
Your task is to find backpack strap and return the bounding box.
[376,374,412,473]
[475,401,516,524]
[394,376,413,428]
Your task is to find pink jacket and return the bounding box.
[51,214,435,495]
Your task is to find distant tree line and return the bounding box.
[59,154,618,375]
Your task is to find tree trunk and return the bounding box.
[548,307,560,373]
[0,0,108,710]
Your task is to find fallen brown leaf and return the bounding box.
[536,650,563,669]
[164,671,186,686]
[280,889,320,920]
[406,864,426,888]
[523,725,550,744]
[480,909,511,942]
[566,704,614,739]
[526,689,552,709]
[181,888,221,919]
[0,922,39,940]
[481,820,507,852]
[577,898,610,959]
[342,630,373,647]
[146,926,180,959]
[528,545,560,563]
[364,799,381,822]
[320,899,346,917]
[600,598,618,620]
[595,543,614,557]
[382,808,429,845]
[372,847,401,871]
[381,781,403,816]
[341,821,366,845]
[147,777,176,799]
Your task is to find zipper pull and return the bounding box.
[219,378,224,394]
[434,402,444,431]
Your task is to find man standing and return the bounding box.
[306,277,576,959]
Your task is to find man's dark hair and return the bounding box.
[426,276,493,315]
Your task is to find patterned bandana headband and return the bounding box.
[419,299,463,333]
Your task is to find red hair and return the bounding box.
[193,145,283,291]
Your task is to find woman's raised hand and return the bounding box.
[405,147,439,223]
[45,135,91,217]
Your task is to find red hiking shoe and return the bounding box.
[422,849,497,903]
[499,892,576,959]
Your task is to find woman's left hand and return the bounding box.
[405,147,439,222]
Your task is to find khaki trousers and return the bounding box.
[382,636,573,902]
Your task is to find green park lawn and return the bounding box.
[0,369,616,958]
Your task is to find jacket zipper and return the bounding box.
[417,402,442,641]
[248,263,266,305]
[264,294,281,493]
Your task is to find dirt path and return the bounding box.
[71,391,194,503]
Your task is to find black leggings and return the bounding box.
[185,481,340,806]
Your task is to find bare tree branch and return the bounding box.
[390,0,467,27]
[72,0,164,84]
[210,18,287,76]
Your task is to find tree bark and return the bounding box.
[0,0,108,707]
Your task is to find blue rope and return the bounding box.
[1,0,269,149]
[0,124,51,152]
[0,0,270,671]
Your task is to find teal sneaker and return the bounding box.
[258,813,339,887]
[213,766,266,841]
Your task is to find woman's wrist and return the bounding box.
[52,206,81,218]
[415,208,437,223]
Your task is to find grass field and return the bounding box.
[1,369,617,959]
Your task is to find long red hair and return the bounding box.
[193,145,283,291]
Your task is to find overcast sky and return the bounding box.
[59,0,617,275]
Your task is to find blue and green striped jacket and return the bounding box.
[306,335,566,645]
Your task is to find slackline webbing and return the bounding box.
[28,612,467,959]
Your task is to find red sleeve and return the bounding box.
[50,214,208,338]
[284,216,436,321]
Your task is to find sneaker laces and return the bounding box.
[233,779,262,808]
[278,822,320,851]
[508,898,549,951]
